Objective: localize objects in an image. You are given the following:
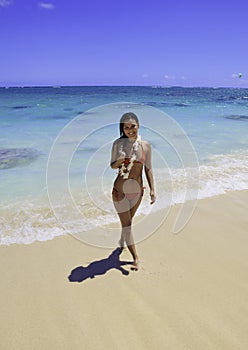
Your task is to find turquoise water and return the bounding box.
[1,86,248,245]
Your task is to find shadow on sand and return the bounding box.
[68,248,132,282]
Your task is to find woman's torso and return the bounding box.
[113,140,146,193]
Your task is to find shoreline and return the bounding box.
[1,189,248,349]
[1,186,248,247]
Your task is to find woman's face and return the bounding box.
[123,119,139,139]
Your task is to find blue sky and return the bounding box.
[0,0,247,87]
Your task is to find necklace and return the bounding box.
[119,135,141,179]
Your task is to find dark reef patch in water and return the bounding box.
[143,101,189,108]
[35,114,72,120]
[225,115,248,121]
[12,105,33,109]
[0,148,40,169]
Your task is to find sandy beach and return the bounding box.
[1,190,248,350]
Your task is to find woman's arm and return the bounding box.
[144,142,156,204]
[110,140,125,169]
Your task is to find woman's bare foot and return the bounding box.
[130,259,139,271]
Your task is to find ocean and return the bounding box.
[1,86,248,246]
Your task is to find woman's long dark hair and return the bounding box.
[119,112,139,138]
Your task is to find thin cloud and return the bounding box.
[0,0,12,7]
[164,74,176,80]
[38,2,55,9]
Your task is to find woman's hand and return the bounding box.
[150,191,156,204]
[110,151,126,169]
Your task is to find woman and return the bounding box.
[110,112,156,271]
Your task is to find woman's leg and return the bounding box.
[112,190,127,249]
[113,193,143,270]
[130,192,143,219]
[127,194,143,270]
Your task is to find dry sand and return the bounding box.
[1,190,248,349]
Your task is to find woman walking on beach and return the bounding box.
[110,112,156,270]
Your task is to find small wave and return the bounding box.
[0,200,65,245]
[197,152,248,196]
[0,196,119,246]
[153,151,248,204]
[143,101,168,106]
[174,103,189,107]
[76,146,100,152]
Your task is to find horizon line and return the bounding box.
[1,84,247,89]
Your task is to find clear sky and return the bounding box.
[0,0,247,87]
